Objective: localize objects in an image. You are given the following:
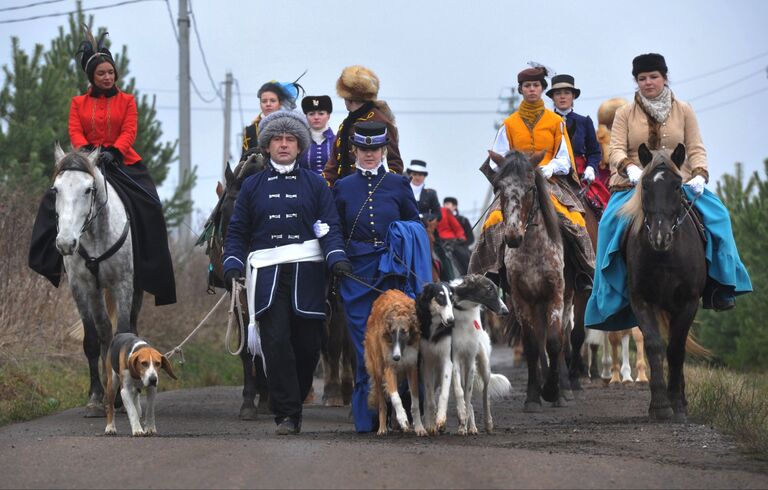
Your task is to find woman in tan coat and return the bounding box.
[585,53,752,331]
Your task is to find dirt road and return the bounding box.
[1,347,766,489]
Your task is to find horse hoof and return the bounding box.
[257,396,273,414]
[239,402,258,421]
[649,406,674,421]
[672,412,688,424]
[523,401,542,413]
[84,402,106,418]
[569,379,583,391]
[541,385,558,403]
[562,389,575,401]
[323,396,344,407]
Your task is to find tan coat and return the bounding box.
[608,95,708,191]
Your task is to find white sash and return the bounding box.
[246,239,324,374]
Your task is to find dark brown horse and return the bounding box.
[620,143,707,422]
[492,150,566,412]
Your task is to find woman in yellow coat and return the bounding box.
[469,66,595,290]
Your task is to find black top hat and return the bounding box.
[546,74,581,99]
[406,159,429,175]
[301,95,333,114]
[632,53,668,78]
[349,121,389,149]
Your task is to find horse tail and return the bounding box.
[654,311,712,359]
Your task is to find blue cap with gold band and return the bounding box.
[349,121,389,149]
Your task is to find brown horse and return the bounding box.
[620,143,708,422]
[492,150,566,412]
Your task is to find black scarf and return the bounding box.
[89,85,119,98]
[337,101,375,177]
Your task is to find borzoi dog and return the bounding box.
[364,289,426,436]
[416,282,455,435]
[450,274,512,435]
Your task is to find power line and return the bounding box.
[0,0,66,12]
[154,105,500,115]
[188,0,222,100]
[697,86,768,113]
[0,0,160,24]
[676,50,768,85]
[162,0,217,104]
[687,67,766,102]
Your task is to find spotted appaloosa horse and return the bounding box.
[620,143,708,422]
[492,150,567,412]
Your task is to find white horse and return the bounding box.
[52,144,141,417]
[585,327,648,385]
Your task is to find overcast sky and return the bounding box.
[2,0,767,230]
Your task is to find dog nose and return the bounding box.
[392,354,401,362]
[148,376,158,386]
[499,302,510,316]
[445,317,455,328]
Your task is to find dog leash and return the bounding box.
[164,279,244,362]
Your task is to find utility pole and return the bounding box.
[178,0,192,243]
[222,71,233,180]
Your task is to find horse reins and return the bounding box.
[643,192,700,238]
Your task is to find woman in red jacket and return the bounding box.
[29,31,176,305]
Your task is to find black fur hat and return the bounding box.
[75,25,118,84]
[632,53,668,78]
[301,95,333,114]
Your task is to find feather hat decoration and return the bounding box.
[75,24,118,83]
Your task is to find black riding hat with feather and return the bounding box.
[76,24,118,84]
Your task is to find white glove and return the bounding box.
[313,220,330,238]
[686,175,706,196]
[626,165,642,185]
[540,163,555,179]
[582,166,595,183]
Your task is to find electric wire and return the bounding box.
[0,0,66,13]
[0,0,159,24]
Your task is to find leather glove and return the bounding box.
[99,147,123,167]
[686,175,706,197]
[332,260,353,278]
[540,162,555,179]
[224,269,242,292]
[626,165,643,185]
[582,166,596,183]
[313,220,330,238]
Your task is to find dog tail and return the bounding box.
[474,372,512,400]
[67,290,117,340]
[585,328,604,346]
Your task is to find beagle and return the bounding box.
[105,333,177,436]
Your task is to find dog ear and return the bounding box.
[160,355,178,380]
[128,353,141,380]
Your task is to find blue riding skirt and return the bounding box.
[585,187,752,331]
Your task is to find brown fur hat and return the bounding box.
[597,97,629,128]
[337,65,380,102]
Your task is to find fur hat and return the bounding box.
[597,97,629,128]
[75,25,118,84]
[257,110,311,153]
[632,53,668,78]
[336,65,380,102]
[301,95,333,114]
[546,74,580,99]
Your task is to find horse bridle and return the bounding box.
[522,183,540,235]
[52,164,109,235]
[642,188,699,239]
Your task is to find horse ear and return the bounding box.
[54,142,66,163]
[216,181,224,198]
[671,143,686,169]
[86,147,100,167]
[638,143,653,166]
[529,151,546,166]
[488,150,506,167]
[225,163,235,186]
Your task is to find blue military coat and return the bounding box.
[562,110,602,172]
[298,128,335,175]
[333,165,420,258]
[223,163,347,319]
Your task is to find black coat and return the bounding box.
[417,187,442,222]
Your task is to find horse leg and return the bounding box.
[542,301,564,405]
[559,300,574,401]
[600,332,613,384]
[71,284,107,417]
[341,326,355,406]
[608,331,623,385]
[322,309,344,407]
[522,325,542,413]
[666,303,698,423]
[237,307,259,420]
[129,286,143,335]
[570,290,588,391]
[632,327,649,383]
[633,305,673,421]
[620,332,633,384]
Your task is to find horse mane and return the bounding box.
[53,150,97,180]
[619,150,683,235]
[494,151,562,245]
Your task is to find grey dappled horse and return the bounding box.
[52,145,141,417]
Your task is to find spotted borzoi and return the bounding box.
[450,274,512,435]
[416,282,456,435]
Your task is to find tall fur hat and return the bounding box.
[75,24,118,84]
[336,65,380,102]
[257,110,311,152]
[597,97,629,128]
[632,53,668,78]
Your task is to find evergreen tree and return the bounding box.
[0,8,194,227]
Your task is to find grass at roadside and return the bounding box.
[687,364,768,459]
[0,342,243,427]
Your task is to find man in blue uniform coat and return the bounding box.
[223,110,352,435]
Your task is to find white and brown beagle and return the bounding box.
[105,332,177,436]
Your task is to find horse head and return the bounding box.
[51,144,102,256]
[492,150,556,248]
[634,143,687,252]
[218,155,267,239]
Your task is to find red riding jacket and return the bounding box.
[437,207,466,241]
[69,87,141,165]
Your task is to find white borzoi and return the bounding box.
[416,282,455,435]
[450,274,512,435]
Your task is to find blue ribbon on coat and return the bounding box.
[379,220,432,298]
